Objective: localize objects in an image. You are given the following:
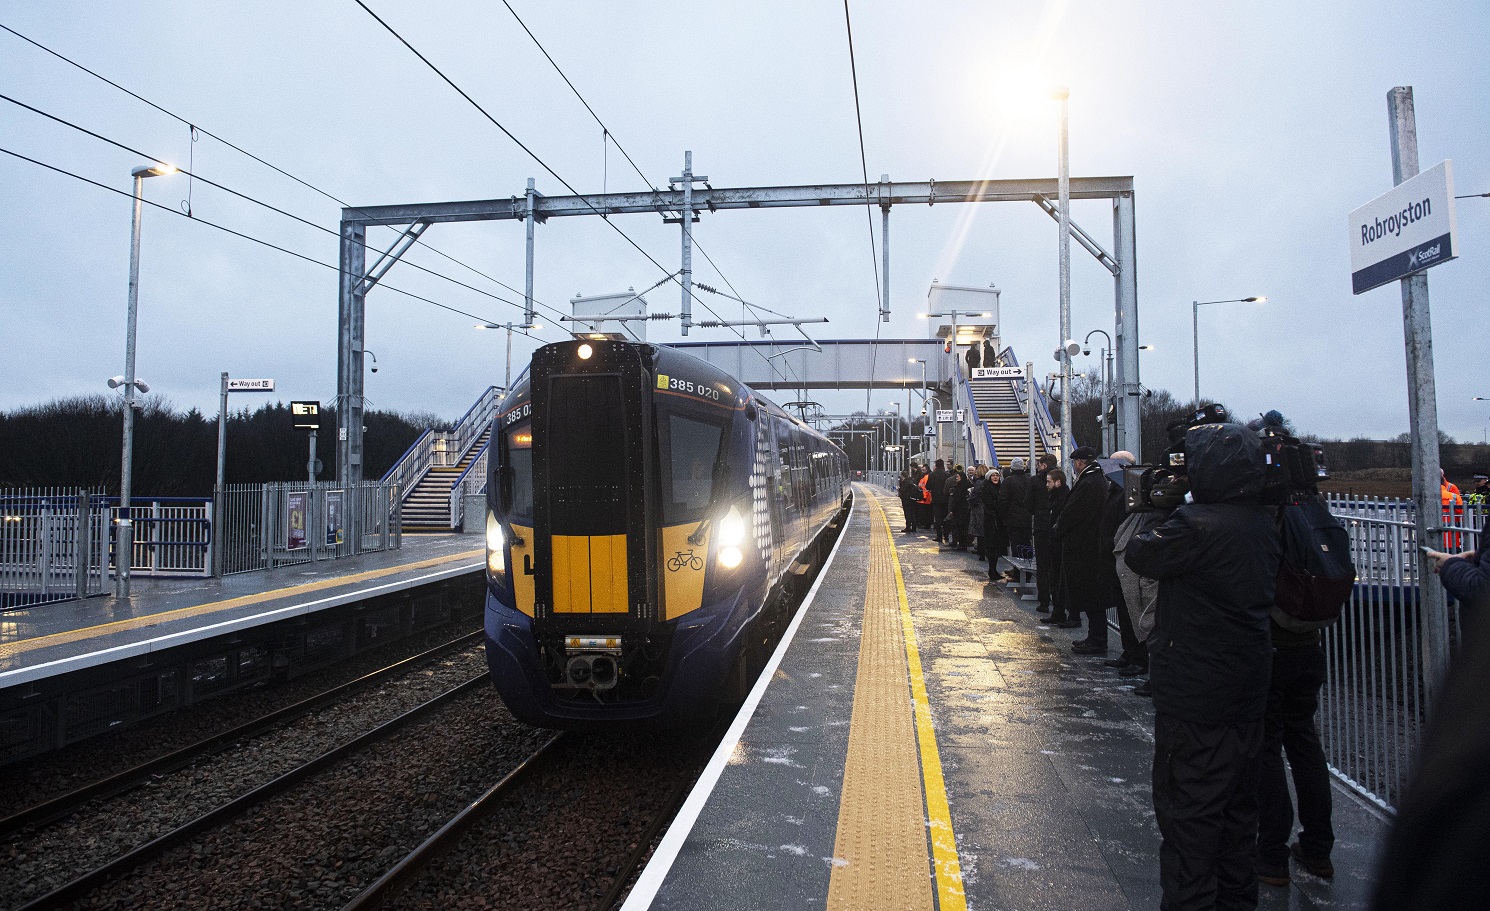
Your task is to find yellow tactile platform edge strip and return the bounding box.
[881,494,967,911]
[0,549,482,659]
[825,494,966,911]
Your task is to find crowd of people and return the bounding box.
[891,428,1355,910]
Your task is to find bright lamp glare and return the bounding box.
[719,507,746,546]
[485,511,506,576]
[718,546,743,569]
[577,343,593,360]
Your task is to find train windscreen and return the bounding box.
[545,375,627,535]
[502,422,534,524]
[660,411,724,525]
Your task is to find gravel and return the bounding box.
[0,620,481,820]
[387,729,711,911]
[0,644,490,910]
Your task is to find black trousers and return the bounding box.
[1007,525,1032,553]
[1153,713,1265,911]
[1081,608,1110,647]
[1256,643,1333,868]
[931,501,949,542]
[1033,530,1055,609]
[899,496,918,531]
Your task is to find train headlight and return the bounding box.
[718,506,745,568]
[486,510,506,577]
[577,343,593,360]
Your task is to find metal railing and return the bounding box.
[1002,348,1061,455]
[381,386,501,516]
[107,497,212,578]
[1320,495,1483,811]
[448,438,492,532]
[0,488,108,608]
[218,482,401,575]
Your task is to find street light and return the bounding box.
[1083,329,1114,454]
[116,161,177,599]
[1192,296,1265,407]
[1053,85,1073,468]
[477,322,542,392]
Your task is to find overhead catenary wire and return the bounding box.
[0,93,563,323]
[0,145,537,331]
[0,20,565,323]
[354,0,805,386]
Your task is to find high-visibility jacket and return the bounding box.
[1442,480,1464,549]
[917,474,932,505]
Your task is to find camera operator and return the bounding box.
[1125,422,1281,910]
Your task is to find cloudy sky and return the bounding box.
[2,1,1487,444]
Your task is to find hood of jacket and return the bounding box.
[1185,423,1266,504]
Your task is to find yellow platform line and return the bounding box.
[877,494,967,911]
[0,549,482,659]
[827,494,935,911]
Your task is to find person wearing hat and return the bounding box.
[1052,446,1111,653]
[999,458,1034,577]
[1468,472,1489,507]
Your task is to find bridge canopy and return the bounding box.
[663,339,950,391]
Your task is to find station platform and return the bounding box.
[0,535,482,689]
[625,483,1390,911]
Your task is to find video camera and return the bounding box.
[1124,404,1330,513]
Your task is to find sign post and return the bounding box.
[1352,87,1452,704]
[292,401,323,483]
[214,375,274,577]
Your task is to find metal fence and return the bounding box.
[108,497,212,578]
[0,488,108,608]
[217,482,401,575]
[1320,495,1484,810]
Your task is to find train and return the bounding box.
[481,337,850,728]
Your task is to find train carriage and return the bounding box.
[482,338,848,727]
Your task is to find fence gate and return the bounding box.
[0,488,108,609]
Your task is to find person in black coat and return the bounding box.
[947,467,972,548]
[1042,467,1075,625]
[1001,459,1034,554]
[897,470,920,534]
[981,467,1008,579]
[1053,447,1109,651]
[1125,423,1282,911]
[928,459,950,544]
[965,343,981,374]
[1029,453,1060,614]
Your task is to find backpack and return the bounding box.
[1272,495,1357,633]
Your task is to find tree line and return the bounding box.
[0,396,448,496]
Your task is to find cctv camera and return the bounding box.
[134,380,149,394]
[107,376,125,388]
[370,365,378,373]
[1082,348,1091,357]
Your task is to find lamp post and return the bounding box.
[910,357,931,466]
[923,310,992,468]
[1475,397,1489,443]
[1084,329,1114,454]
[1053,85,1074,470]
[116,161,176,598]
[1192,296,1265,407]
[478,321,543,392]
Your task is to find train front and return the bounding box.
[482,339,765,727]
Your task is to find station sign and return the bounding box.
[291,400,322,430]
[228,378,275,392]
[972,366,1023,379]
[935,409,954,423]
[956,409,965,422]
[1349,160,1459,295]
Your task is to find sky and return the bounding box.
[2,0,1488,445]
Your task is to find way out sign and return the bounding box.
[1349,160,1458,294]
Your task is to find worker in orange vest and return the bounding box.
[1441,470,1464,550]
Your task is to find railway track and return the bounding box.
[0,630,484,839]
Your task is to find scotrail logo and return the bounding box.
[1408,243,1441,268]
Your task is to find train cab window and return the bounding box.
[500,422,534,525]
[546,376,628,536]
[660,411,725,525]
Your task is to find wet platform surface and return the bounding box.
[628,484,1389,910]
[0,534,482,686]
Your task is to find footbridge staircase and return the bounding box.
[948,348,1062,469]
[381,385,502,532]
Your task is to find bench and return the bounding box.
[997,548,1038,601]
